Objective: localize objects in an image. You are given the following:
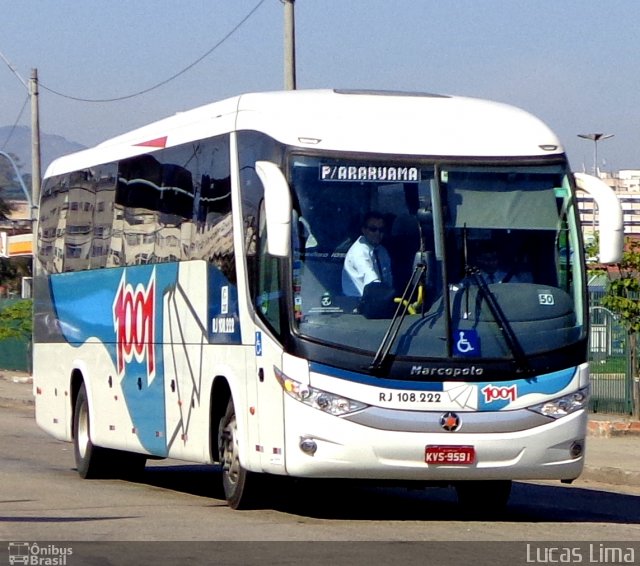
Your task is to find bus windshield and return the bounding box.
[288,155,583,363]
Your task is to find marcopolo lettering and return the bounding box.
[410,365,484,377]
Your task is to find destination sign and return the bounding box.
[320,164,420,183]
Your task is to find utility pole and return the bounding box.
[30,68,41,213]
[283,0,296,90]
[29,68,41,286]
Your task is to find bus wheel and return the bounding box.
[73,383,147,479]
[73,383,107,479]
[455,480,512,516]
[218,398,258,509]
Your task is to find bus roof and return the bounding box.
[44,89,564,177]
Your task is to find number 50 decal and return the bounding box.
[538,293,555,305]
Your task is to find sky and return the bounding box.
[1,0,638,172]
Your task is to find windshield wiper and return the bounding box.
[369,262,426,374]
[460,223,530,374]
[465,266,530,374]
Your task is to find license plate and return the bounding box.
[425,445,476,465]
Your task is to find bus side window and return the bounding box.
[117,155,163,211]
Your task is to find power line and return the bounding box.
[39,0,268,103]
[1,94,30,151]
[0,49,29,91]
[0,50,31,149]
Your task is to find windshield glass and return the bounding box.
[289,155,583,362]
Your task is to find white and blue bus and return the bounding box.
[33,89,623,510]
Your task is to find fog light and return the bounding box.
[300,438,317,456]
[570,440,584,459]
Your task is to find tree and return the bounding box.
[0,152,29,292]
[0,256,30,296]
[0,191,14,220]
[0,151,23,219]
[584,232,599,266]
[601,236,640,418]
[0,299,32,341]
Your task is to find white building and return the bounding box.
[577,170,640,235]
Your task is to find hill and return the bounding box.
[0,125,85,176]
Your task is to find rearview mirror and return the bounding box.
[574,173,623,264]
[255,161,292,257]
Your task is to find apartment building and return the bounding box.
[577,170,640,236]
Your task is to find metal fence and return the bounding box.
[588,290,634,415]
[0,298,31,372]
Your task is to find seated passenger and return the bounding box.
[342,211,394,296]
[475,248,507,283]
[473,246,532,284]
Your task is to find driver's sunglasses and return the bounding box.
[366,225,385,233]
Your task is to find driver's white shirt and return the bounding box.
[342,236,393,296]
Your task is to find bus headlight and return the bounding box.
[274,367,368,416]
[528,387,589,419]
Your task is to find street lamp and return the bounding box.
[0,150,33,212]
[577,133,614,177]
[577,133,614,235]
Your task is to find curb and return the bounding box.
[587,419,640,438]
[0,373,34,407]
[582,465,640,488]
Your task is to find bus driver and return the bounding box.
[342,211,394,296]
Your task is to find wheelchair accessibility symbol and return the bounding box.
[255,331,263,356]
[454,329,479,357]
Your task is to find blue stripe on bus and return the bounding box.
[477,367,576,410]
[309,362,444,391]
[48,261,241,455]
[310,361,577,410]
[50,264,177,454]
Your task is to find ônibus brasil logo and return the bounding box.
[113,269,156,380]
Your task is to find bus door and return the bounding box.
[251,198,288,474]
[253,328,287,474]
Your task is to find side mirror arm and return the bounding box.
[255,161,292,258]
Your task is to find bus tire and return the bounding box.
[218,398,259,509]
[73,383,107,479]
[73,383,147,479]
[455,480,512,516]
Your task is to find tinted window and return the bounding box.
[38,134,234,281]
